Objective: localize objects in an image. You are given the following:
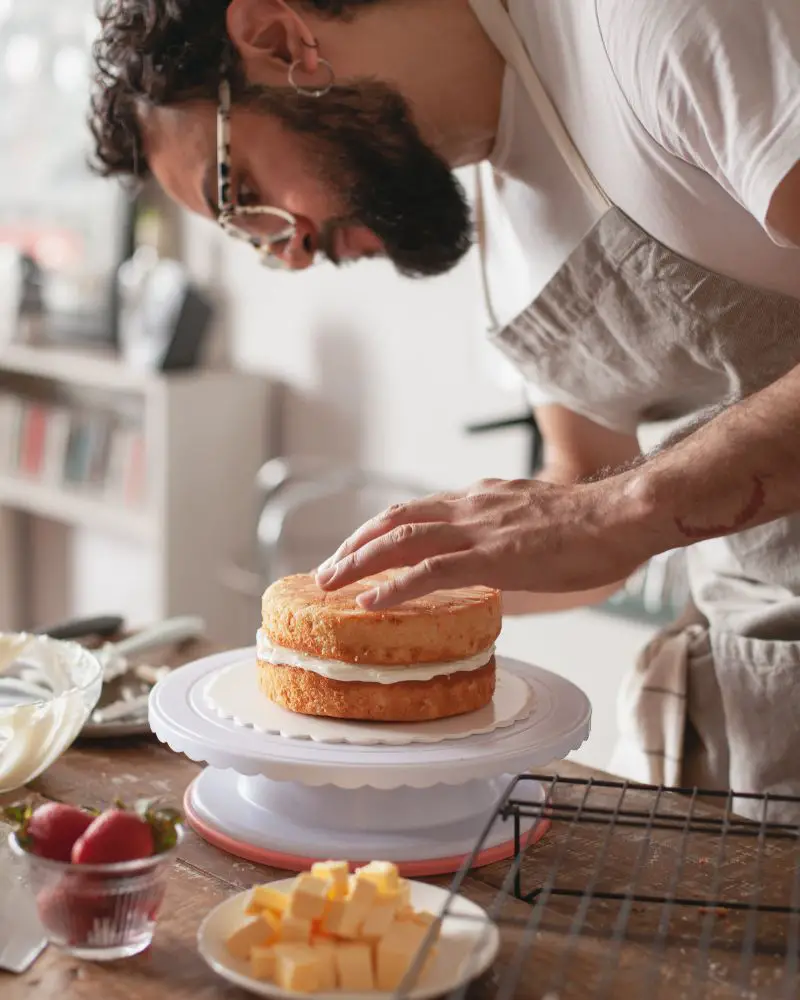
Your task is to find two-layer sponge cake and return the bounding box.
[258,573,501,722]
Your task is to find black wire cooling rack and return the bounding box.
[406,773,800,1000]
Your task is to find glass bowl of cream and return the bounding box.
[0,633,103,793]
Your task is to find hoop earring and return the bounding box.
[288,57,334,98]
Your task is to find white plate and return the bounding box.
[197,879,500,1000]
[204,659,534,746]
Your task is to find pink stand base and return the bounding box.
[184,776,550,877]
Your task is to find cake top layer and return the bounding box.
[261,573,501,666]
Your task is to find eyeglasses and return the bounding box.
[216,77,298,269]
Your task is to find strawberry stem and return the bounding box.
[144,805,183,853]
[3,802,32,826]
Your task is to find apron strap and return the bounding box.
[469,0,611,212]
[474,168,502,334]
[470,0,612,336]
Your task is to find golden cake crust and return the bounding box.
[261,573,501,665]
[258,657,497,722]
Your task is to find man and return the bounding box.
[92,0,800,808]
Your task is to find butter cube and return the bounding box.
[226,918,272,960]
[250,946,276,981]
[281,913,313,943]
[350,878,379,908]
[247,884,289,916]
[394,879,412,909]
[260,908,282,941]
[356,867,410,910]
[334,942,375,992]
[312,860,350,900]
[273,942,314,959]
[376,920,428,992]
[355,861,400,895]
[311,940,338,991]
[321,899,360,940]
[322,879,378,939]
[288,874,330,921]
[360,897,399,942]
[410,910,441,940]
[274,945,321,994]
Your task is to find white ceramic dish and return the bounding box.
[0,633,103,793]
[197,878,499,1000]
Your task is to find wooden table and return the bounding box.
[2,641,797,999]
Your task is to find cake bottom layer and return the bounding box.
[258,657,497,722]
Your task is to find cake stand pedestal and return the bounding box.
[149,649,591,875]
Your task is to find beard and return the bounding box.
[241,80,474,277]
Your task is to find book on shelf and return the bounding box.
[0,392,147,507]
[19,404,48,478]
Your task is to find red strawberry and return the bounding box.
[37,875,114,945]
[71,809,155,864]
[17,803,94,862]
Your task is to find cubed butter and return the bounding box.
[274,945,321,994]
[250,946,276,981]
[322,879,378,939]
[355,860,399,894]
[273,942,315,959]
[248,884,289,916]
[288,874,330,921]
[376,920,428,992]
[394,879,412,909]
[225,917,272,960]
[260,908,282,941]
[410,910,441,940]
[350,878,379,908]
[311,860,350,900]
[334,942,375,992]
[360,897,399,942]
[311,940,338,991]
[281,913,313,943]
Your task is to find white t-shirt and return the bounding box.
[480,0,800,404]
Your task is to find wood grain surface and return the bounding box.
[2,639,797,999]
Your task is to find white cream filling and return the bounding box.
[256,630,494,685]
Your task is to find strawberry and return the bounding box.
[6,802,94,862]
[71,809,155,865]
[37,875,114,945]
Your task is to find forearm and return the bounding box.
[623,365,800,553]
[503,461,631,615]
[502,581,625,616]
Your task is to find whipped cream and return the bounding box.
[256,630,494,685]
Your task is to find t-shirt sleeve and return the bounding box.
[598,0,800,247]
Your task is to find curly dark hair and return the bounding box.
[90,0,384,181]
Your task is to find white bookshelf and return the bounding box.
[0,474,152,540]
[0,347,270,645]
[0,343,154,393]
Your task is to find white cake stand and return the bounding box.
[149,648,591,875]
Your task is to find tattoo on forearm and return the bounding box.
[674,476,766,541]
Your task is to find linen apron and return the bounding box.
[469,0,800,820]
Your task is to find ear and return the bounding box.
[227,0,319,75]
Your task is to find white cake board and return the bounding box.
[204,659,535,745]
[150,648,591,871]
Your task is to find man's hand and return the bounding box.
[315,477,655,610]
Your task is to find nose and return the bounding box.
[272,216,317,271]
